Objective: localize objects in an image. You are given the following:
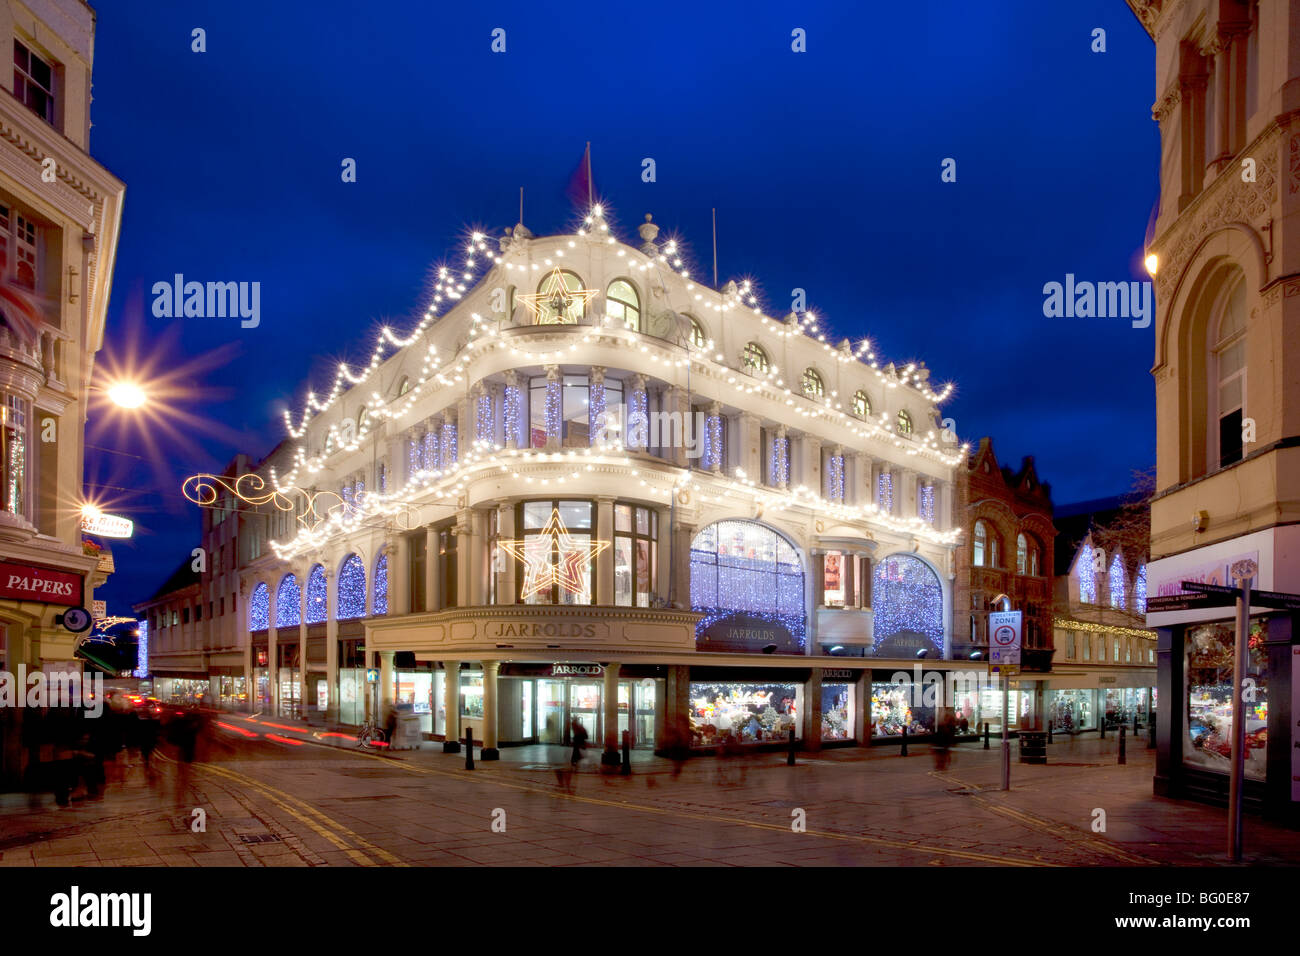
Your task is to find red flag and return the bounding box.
[566,143,595,209]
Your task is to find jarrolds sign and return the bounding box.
[0,560,83,607]
[697,613,801,655]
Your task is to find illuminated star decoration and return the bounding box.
[516,267,597,325]
[497,508,609,599]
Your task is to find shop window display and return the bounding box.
[821,683,854,740]
[871,681,935,737]
[1185,621,1268,780]
[461,671,485,721]
[1051,689,1095,733]
[689,682,802,746]
[689,521,806,648]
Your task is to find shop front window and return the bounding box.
[1185,620,1268,780]
[871,681,936,737]
[689,682,802,747]
[1052,689,1095,733]
[690,520,805,652]
[1,393,28,519]
[614,503,656,607]
[821,683,855,740]
[460,670,485,721]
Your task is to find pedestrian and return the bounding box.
[138,711,159,776]
[932,709,956,773]
[570,718,588,770]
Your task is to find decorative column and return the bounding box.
[503,371,522,450]
[442,660,461,752]
[899,469,918,518]
[737,411,760,478]
[627,374,648,450]
[481,661,500,760]
[804,667,823,752]
[325,565,340,725]
[498,504,516,603]
[301,566,313,721]
[705,402,723,473]
[379,650,395,713]
[445,404,462,469]
[589,366,607,446]
[1210,33,1230,170]
[938,480,954,533]
[826,444,844,503]
[425,525,439,612]
[468,509,487,607]
[389,537,408,618]
[665,385,689,467]
[596,496,615,605]
[545,366,562,449]
[774,425,789,490]
[801,435,822,494]
[601,661,622,765]
[456,511,473,609]
[670,521,695,610]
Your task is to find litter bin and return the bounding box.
[1017,731,1047,765]
[390,713,422,750]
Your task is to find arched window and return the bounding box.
[853,390,870,417]
[397,377,411,396]
[606,279,640,331]
[373,553,389,615]
[896,410,913,436]
[275,574,301,628]
[1134,563,1147,613]
[873,554,944,654]
[973,520,988,567]
[1078,543,1097,604]
[1211,275,1246,469]
[688,315,707,348]
[742,342,769,374]
[532,269,589,324]
[337,554,367,619]
[305,564,327,624]
[802,367,824,397]
[689,520,805,649]
[248,582,269,631]
[1108,554,1127,610]
[1016,533,1028,574]
[357,407,369,434]
[1029,541,1040,577]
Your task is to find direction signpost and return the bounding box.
[988,610,1022,790]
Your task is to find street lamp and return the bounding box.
[105,381,147,409]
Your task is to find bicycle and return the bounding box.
[357,720,387,749]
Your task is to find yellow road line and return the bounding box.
[197,763,398,867]
[930,770,1156,865]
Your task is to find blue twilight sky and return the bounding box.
[85,0,1158,612]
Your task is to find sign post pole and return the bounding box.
[988,610,1022,791]
[1227,559,1257,863]
[1001,667,1010,790]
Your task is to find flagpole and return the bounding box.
[712,207,718,288]
[587,141,593,207]
[519,186,523,224]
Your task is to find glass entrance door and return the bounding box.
[538,680,565,743]
[569,682,601,742]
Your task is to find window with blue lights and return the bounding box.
[1078,543,1097,604]
[337,554,367,620]
[373,553,389,615]
[305,564,327,624]
[871,554,943,656]
[275,574,300,628]
[690,520,805,653]
[1108,554,1127,610]
[248,582,269,631]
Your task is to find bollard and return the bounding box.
[900,725,908,757]
[983,722,990,750]
[787,727,796,766]
[1047,720,1053,745]
[620,730,631,776]
[1133,711,1139,737]
[465,727,474,770]
[1148,711,1156,750]
[1099,717,1106,740]
[1118,724,1126,765]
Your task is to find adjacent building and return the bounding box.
[1049,499,1156,735]
[1129,0,1298,818]
[0,0,125,786]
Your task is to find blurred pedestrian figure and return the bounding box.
[932,708,956,773]
[168,707,201,805]
[138,711,160,777]
[570,718,588,770]
[383,702,397,747]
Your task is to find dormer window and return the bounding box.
[853,390,870,417]
[897,410,913,436]
[688,315,706,348]
[802,368,824,397]
[606,279,640,331]
[742,342,769,375]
